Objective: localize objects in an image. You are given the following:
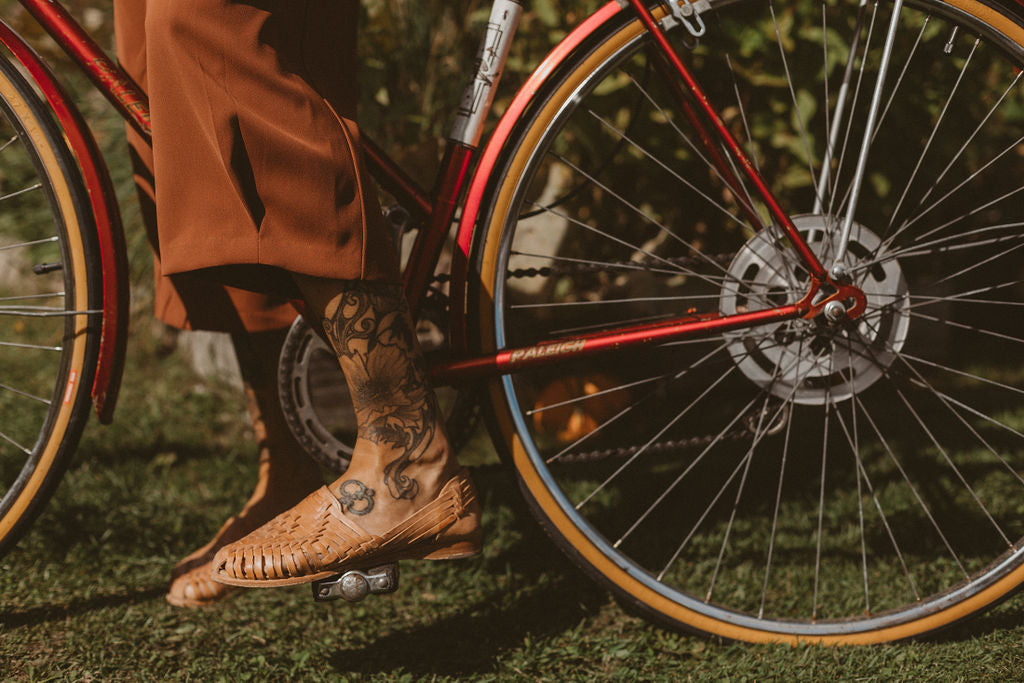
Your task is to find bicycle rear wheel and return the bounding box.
[0,55,101,558]
[473,0,1024,642]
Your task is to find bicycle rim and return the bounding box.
[474,0,1024,642]
[0,55,100,557]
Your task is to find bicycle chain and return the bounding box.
[550,429,752,464]
[425,250,751,462]
[428,251,735,286]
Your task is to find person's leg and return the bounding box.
[296,277,462,534]
[167,329,323,606]
[212,279,481,585]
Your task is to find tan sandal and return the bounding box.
[165,516,243,607]
[167,563,236,607]
[211,468,482,587]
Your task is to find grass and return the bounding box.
[0,326,1024,681]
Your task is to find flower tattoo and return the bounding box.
[322,282,441,501]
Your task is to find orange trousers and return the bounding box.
[114,0,398,332]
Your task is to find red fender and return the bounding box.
[450,1,624,353]
[0,21,129,424]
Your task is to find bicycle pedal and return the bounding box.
[312,564,399,603]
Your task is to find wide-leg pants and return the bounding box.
[114,0,398,331]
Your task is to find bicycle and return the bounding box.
[0,0,1022,644]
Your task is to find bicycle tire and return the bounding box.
[0,54,102,558]
[472,0,1024,642]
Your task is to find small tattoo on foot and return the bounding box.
[337,480,375,516]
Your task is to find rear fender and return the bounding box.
[0,21,129,424]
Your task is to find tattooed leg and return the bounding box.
[293,276,461,537]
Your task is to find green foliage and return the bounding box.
[358,0,602,182]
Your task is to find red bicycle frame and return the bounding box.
[2,0,865,419]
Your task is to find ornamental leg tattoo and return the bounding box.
[320,282,443,501]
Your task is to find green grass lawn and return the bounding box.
[1,326,1024,681]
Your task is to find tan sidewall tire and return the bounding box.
[473,0,1024,643]
[0,63,95,551]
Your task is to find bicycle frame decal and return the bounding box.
[450,0,523,147]
[20,0,151,138]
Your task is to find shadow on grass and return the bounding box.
[327,464,612,677]
[925,600,1024,644]
[0,586,165,630]
[328,573,605,677]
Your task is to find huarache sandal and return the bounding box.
[165,516,242,607]
[211,467,482,587]
[167,562,237,607]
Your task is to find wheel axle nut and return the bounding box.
[823,300,846,322]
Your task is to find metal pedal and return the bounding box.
[312,564,400,603]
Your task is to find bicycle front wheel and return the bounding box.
[0,55,101,558]
[474,0,1024,642]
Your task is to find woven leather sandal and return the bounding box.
[167,563,236,607]
[211,467,482,587]
[166,516,241,607]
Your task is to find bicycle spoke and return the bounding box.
[551,151,745,276]
[896,133,1024,236]
[588,111,750,230]
[886,37,979,231]
[849,325,1015,547]
[0,428,32,456]
[0,381,50,405]
[900,351,1024,397]
[0,340,62,351]
[853,392,968,578]
[624,71,763,227]
[0,134,17,155]
[769,0,823,209]
[812,387,831,619]
[898,355,1024,489]
[0,183,42,204]
[0,308,100,318]
[525,200,723,287]
[0,292,64,302]
[705,385,796,601]
[0,235,58,252]
[575,349,737,507]
[527,372,674,417]
[547,337,740,465]
[908,70,1024,215]
[758,381,796,618]
[619,343,819,551]
[834,393,921,608]
[906,310,1024,346]
[509,249,703,277]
